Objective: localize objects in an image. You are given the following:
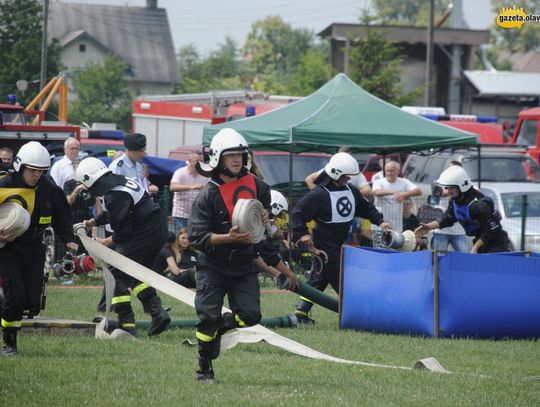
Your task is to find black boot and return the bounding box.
[2,329,18,357]
[113,302,138,336]
[196,357,218,384]
[294,299,316,324]
[145,296,171,337]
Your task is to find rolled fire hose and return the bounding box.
[0,202,31,248]
[231,198,266,243]
[75,225,448,373]
[276,274,339,313]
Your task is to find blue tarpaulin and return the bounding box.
[340,246,434,336]
[340,247,540,339]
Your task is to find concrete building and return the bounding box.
[317,23,490,113]
[463,70,540,123]
[48,0,180,95]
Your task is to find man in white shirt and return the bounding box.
[372,161,422,247]
[50,138,80,188]
[170,150,208,232]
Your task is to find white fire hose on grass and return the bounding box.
[74,219,448,374]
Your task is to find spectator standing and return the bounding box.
[371,161,422,247]
[109,133,158,196]
[170,150,208,232]
[0,147,14,175]
[50,138,80,189]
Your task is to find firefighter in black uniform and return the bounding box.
[292,152,392,323]
[0,141,78,356]
[189,128,296,383]
[415,166,510,253]
[75,157,170,336]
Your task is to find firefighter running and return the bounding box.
[0,141,78,356]
[188,128,295,383]
[76,157,170,336]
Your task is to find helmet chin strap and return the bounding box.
[219,165,240,178]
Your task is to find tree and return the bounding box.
[286,50,335,96]
[371,0,447,27]
[347,28,422,107]
[0,0,63,104]
[176,37,242,93]
[243,16,315,92]
[69,55,132,130]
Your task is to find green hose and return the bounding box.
[104,315,298,330]
[277,274,339,313]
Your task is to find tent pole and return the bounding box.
[288,142,294,267]
[477,144,482,189]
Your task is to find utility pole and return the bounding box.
[40,0,49,91]
[448,0,464,114]
[424,0,435,106]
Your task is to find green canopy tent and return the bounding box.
[203,73,478,153]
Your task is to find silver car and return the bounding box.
[480,182,540,252]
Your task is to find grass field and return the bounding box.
[1,279,539,406]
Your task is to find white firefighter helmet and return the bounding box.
[75,157,111,188]
[270,190,288,217]
[0,202,31,247]
[199,128,249,173]
[324,152,360,181]
[12,141,51,172]
[436,165,472,193]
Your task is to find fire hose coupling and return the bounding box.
[381,230,417,252]
[52,252,96,277]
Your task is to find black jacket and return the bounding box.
[92,173,161,244]
[439,188,509,248]
[189,172,271,275]
[0,172,75,245]
[292,182,384,244]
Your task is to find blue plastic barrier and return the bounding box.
[340,247,434,336]
[340,247,540,339]
[438,252,540,339]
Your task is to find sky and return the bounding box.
[61,0,495,55]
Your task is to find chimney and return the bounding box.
[147,0,157,9]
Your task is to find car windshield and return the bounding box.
[255,154,328,186]
[81,143,123,158]
[462,157,540,183]
[501,192,540,218]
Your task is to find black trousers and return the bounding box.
[0,241,45,324]
[475,232,511,254]
[111,212,167,295]
[305,239,342,294]
[195,266,261,359]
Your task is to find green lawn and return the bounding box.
[1,283,539,406]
